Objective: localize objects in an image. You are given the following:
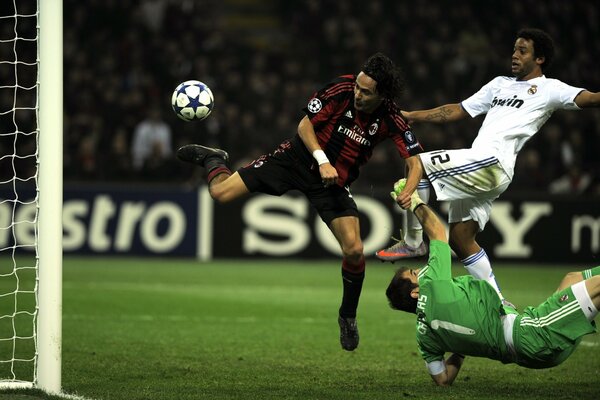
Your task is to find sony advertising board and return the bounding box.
[1,185,597,262]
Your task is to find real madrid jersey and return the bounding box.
[461,75,584,178]
[416,241,513,370]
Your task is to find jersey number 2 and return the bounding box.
[430,151,450,165]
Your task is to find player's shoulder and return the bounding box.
[319,74,355,99]
[326,74,355,88]
[380,99,409,126]
[488,76,516,87]
[382,99,403,117]
[535,76,567,87]
[336,74,356,83]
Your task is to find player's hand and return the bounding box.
[396,190,413,210]
[319,163,338,187]
[390,178,424,211]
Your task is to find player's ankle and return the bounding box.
[404,230,423,248]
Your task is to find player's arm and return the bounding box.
[429,353,465,387]
[395,155,423,209]
[574,90,600,108]
[297,116,338,186]
[403,103,469,124]
[413,203,447,243]
[390,179,446,243]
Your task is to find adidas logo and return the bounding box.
[438,183,445,190]
[345,110,353,118]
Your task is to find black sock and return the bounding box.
[339,269,365,319]
[205,156,227,173]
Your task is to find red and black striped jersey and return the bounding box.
[298,74,423,186]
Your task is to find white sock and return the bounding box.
[463,249,504,299]
[405,179,430,248]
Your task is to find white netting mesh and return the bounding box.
[0,0,39,387]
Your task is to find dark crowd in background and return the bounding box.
[2,0,600,196]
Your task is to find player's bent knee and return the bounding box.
[585,275,600,300]
[342,244,364,262]
[208,186,229,203]
[565,271,584,285]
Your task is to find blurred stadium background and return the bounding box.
[1,1,600,398]
[1,0,599,266]
[58,0,600,191]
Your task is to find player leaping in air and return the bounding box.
[386,180,599,386]
[177,53,426,351]
[377,28,600,304]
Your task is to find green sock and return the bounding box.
[582,266,600,279]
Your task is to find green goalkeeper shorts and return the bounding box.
[512,283,597,369]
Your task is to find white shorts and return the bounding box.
[419,148,511,231]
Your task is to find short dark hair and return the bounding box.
[361,53,404,100]
[517,28,554,72]
[386,267,418,313]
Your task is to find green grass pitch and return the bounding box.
[1,257,599,400]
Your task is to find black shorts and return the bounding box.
[237,140,358,225]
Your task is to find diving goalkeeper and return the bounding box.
[385,179,599,386]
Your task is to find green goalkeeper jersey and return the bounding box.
[416,240,513,365]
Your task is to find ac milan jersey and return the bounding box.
[299,75,423,186]
[462,75,584,178]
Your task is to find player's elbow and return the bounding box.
[297,115,312,135]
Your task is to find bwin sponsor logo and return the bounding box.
[491,95,524,109]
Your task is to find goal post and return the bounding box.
[0,0,62,393]
[36,0,63,394]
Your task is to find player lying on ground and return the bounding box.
[177,53,425,351]
[385,180,599,386]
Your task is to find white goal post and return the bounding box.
[0,0,62,393]
[37,0,63,394]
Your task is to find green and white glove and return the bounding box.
[389,178,425,212]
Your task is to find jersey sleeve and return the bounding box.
[417,333,445,364]
[548,80,585,110]
[460,77,503,117]
[302,75,354,127]
[418,240,452,284]
[387,111,424,158]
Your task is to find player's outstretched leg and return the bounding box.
[176,144,229,168]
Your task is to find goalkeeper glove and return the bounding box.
[389,178,425,212]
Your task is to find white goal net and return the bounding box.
[0,0,62,393]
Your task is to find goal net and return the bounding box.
[0,0,62,393]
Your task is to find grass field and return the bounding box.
[1,257,599,400]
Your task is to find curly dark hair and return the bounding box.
[386,267,418,313]
[517,28,555,72]
[361,52,404,100]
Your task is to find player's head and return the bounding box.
[356,53,403,112]
[512,28,554,79]
[386,267,420,314]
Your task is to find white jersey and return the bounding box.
[461,75,584,178]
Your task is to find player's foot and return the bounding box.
[338,316,359,351]
[375,239,428,262]
[176,144,229,167]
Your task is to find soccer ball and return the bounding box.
[171,80,214,122]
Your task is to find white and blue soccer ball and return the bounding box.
[171,80,214,122]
